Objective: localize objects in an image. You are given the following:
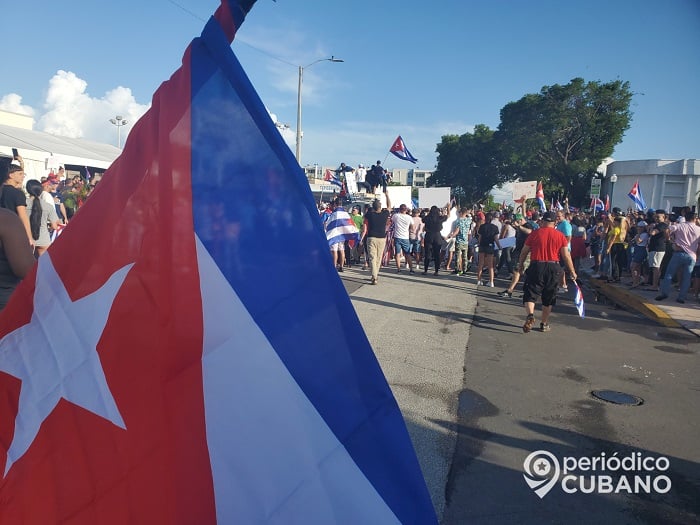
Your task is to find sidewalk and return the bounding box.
[582,268,700,337]
[343,264,475,520]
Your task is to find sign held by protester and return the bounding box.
[418,187,451,209]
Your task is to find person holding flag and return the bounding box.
[517,211,577,333]
[325,198,360,272]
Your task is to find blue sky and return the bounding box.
[3,0,699,173]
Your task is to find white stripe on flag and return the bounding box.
[196,236,400,524]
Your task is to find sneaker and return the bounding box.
[676,298,685,304]
[523,315,535,333]
[476,280,484,286]
[539,322,551,332]
[497,290,513,298]
[655,294,668,301]
[338,267,344,273]
[488,282,495,287]
[370,277,377,285]
[409,269,416,274]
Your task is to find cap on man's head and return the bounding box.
[612,207,622,215]
[637,221,648,227]
[655,209,666,215]
[542,211,556,222]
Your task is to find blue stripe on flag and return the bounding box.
[189,13,435,524]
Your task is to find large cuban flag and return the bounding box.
[0,1,436,523]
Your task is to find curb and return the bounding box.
[587,279,681,328]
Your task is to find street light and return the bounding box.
[295,56,344,165]
[109,115,128,148]
[609,173,618,209]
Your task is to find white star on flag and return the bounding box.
[0,254,133,476]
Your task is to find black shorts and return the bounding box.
[522,262,563,307]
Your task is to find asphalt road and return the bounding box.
[341,265,700,525]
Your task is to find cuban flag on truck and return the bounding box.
[324,167,343,188]
[389,135,418,163]
[0,1,436,523]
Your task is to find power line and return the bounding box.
[166,0,296,67]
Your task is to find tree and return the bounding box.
[432,124,507,205]
[495,78,633,205]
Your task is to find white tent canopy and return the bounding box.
[0,123,121,180]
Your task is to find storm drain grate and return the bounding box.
[591,390,644,406]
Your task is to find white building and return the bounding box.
[0,110,121,181]
[603,159,699,213]
[387,168,433,187]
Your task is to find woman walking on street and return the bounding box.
[422,205,448,275]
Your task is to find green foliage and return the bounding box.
[434,77,634,207]
[497,78,633,204]
[431,124,508,205]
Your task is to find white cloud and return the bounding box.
[0,93,35,117]
[1,70,470,171]
[35,70,150,146]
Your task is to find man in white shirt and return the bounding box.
[391,204,416,273]
[355,164,370,193]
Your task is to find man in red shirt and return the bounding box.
[517,211,577,333]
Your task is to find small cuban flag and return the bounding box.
[573,279,585,318]
[323,168,343,188]
[628,180,646,210]
[536,181,546,212]
[389,135,418,164]
[590,196,604,213]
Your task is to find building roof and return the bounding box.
[0,123,121,173]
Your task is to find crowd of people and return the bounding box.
[0,155,100,310]
[323,195,700,331]
[333,161,391,197]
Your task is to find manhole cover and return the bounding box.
[591,390,644,406]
